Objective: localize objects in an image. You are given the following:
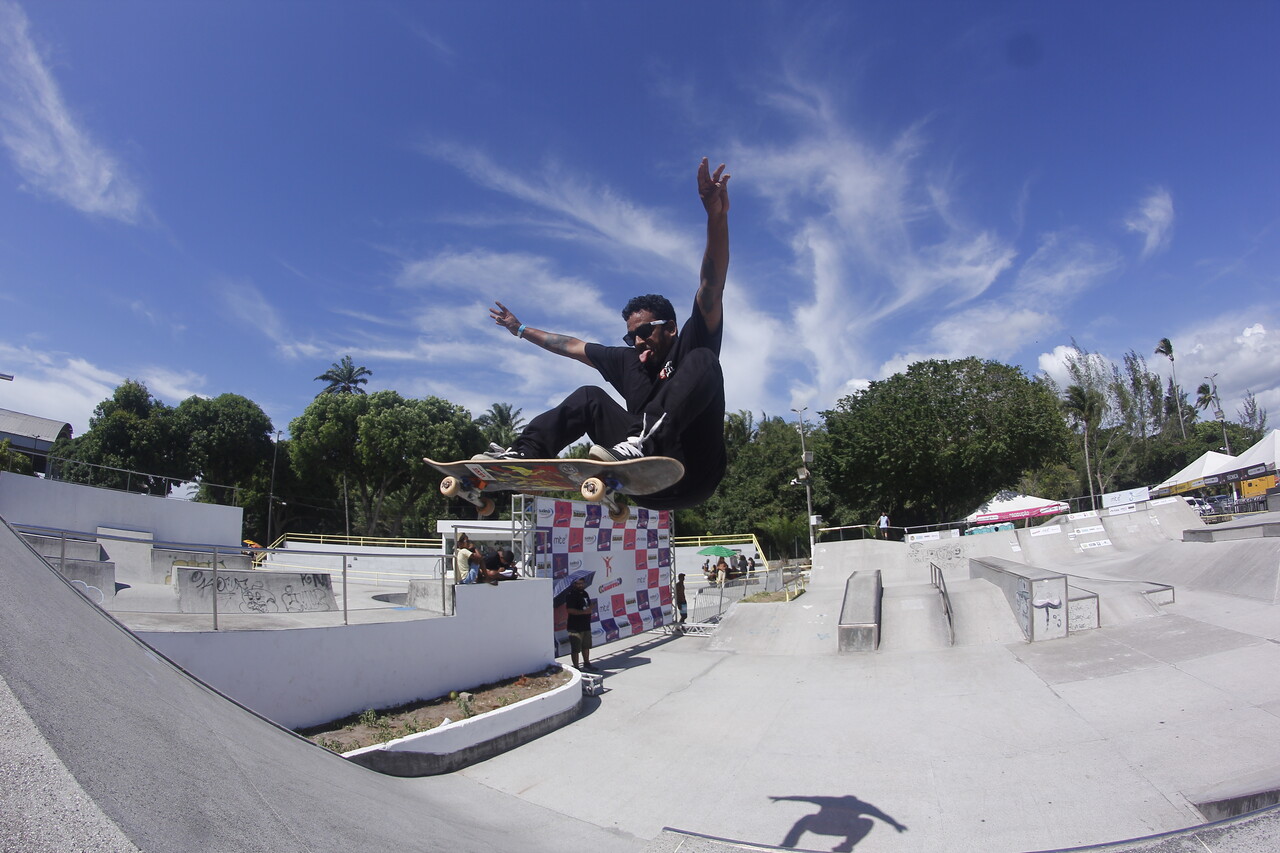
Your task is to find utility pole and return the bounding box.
[266,430,282,546]
[791,407,817,561]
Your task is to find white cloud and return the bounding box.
[0,1,143,222]
[1124,187,1174,260]
[220,280,322,360]
[422,144,696,268]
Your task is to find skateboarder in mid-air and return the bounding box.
[478,157,731,511]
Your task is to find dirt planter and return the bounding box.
[343,663,583,776]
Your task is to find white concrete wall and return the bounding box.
[0,473,242,546]
[138,577,555,730]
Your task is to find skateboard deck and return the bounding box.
[424,455,684,521]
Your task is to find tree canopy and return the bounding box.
[820,358,1069,526]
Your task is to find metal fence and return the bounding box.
[13,522,452,629]
[682,565,809,626]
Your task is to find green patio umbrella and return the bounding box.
[696,545,738,557]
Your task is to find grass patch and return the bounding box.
[297,665,572,753]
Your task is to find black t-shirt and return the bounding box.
[564,587,592,632]
[584,296,725,477]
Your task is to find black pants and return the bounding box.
[514,349,725,509]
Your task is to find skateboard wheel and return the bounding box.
[440,476,462,497]
[608,503,630,524]
[580,477,605,502]
[477,497,496,517]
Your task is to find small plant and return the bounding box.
[358,708,379,727]
[454,691,475,718]
[317,737,344,753]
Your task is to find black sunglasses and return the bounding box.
[623,319,670,346]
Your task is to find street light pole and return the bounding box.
[1204,374,1232,456]
[791,407,816,561]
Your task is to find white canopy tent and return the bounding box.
[965,491,1069,525]
[1152,450,1236,496]
[1199,428,1280,490]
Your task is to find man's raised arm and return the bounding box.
[489,301,593,366]
[695,157,730,334]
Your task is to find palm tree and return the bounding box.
[1194,382,1215,413]
[476,402,525,448]
[315,356,372,396]
[1154,338,1187,439]
[1062,384,1104,510]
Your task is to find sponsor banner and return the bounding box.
[1073,525,1106,536]
[1068,509,1099,521]
[1030,526,1063,537]
[1106,504,1137,516]
[536,497,672,652]
[1103,487,1150,508]
[1079,538,1113,550]
[1148,497,1179,507]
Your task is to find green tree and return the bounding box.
[315,355,372,396]
[56,380,193,494]
[820,358,1069,526]
[475,402,525,448]
[1238,390,1268,445]
[0,439,35,476]
[289,391,485,536]
[1154,337,1187,439]
[1061,384,1104,508]
[174,394,274,504]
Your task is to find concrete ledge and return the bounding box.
[343,663,582,777]
[970,557,1068,642]
[838,570,881,652]
[173,566,338,614]
[1184,520,1280,543]
[1187,766,1280,822]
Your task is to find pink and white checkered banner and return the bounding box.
[533,497,673,646]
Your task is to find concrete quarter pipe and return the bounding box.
[0,520,637,853]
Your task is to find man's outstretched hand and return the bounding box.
[698,157,730,217]
[490,301,521,336]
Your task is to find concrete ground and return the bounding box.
[6,509,1280,851]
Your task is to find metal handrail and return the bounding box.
[930,562,956,647]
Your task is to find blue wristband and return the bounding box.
[516,324,527,338]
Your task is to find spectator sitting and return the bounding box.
[480,549,518,585]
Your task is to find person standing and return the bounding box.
[564,577,597,672]
[453,534,473,584]
[878,511,890,540]
[675,573,687,625]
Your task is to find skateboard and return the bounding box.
[424,456,684,522]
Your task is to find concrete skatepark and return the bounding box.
[6,495,1280,851]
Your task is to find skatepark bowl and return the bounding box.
[7,497,1280,851]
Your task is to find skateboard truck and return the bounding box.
[440,472,629,522]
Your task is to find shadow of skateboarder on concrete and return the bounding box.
[771,794,907,851]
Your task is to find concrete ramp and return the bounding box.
[947,578,1025,645]
[878,583,951,651]
[0,519,638,853]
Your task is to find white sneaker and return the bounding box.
[472,442,524,461]
[590,435,645,462]
[589,414,666,462]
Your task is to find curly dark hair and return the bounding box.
[621,294,676,323]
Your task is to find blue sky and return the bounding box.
[1,1,1277,445]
